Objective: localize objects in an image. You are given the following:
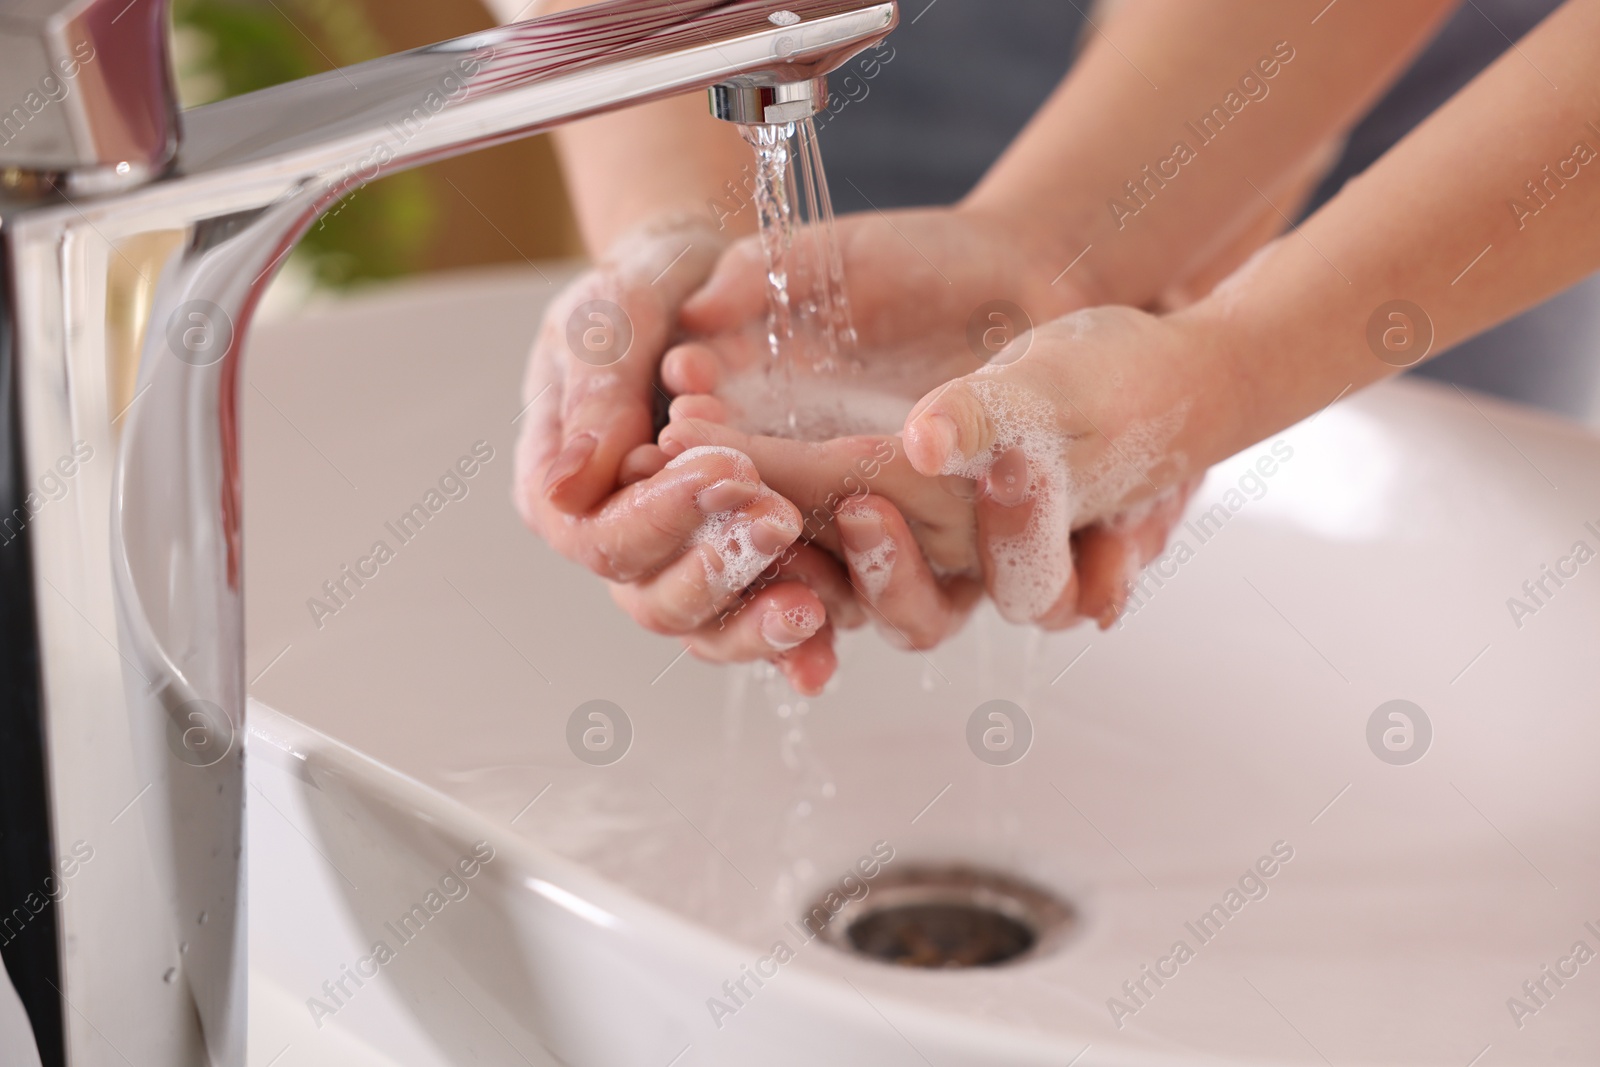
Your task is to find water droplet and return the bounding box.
[163,967,177,984]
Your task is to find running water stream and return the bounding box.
[740,117,860,437]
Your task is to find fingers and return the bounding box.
[1073,479,1198,628]
[659,417,979,576]
[769,626,838,697]
[683,587,839,698]
[837,496,981,650]
[661,341,725,396]
[770,542,867,631]
[673,580,826,656]
[667,394,729,424]
[902,363,1075,482]
[617,443,669,486]
[1066,527,1129,630]
[528,228,727,518]
[972,468,1075,626]
[562,446,800,588]
[639,548,855,697]
[904,378,998,478]
[1030,552,1085,632]
[660,330,772,403]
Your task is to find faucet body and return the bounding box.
[0,1,894,1063]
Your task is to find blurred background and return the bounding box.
[170,0,584,289]
[190,0,1600,423]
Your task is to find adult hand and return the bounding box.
[656,206,1082,647]
[662,207,1202,637]
[512,216,863,694]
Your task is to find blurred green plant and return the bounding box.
[171,0,438,286]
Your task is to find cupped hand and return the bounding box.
[512,216,863,694]
[903,305,1230,626]
[658,410,984,651]
[661,207,1205,636]
[654,206,1085,645]
[515,215,726,519]
[659,206,1091,409]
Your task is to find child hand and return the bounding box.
[903,305,1225,626]
[659,410,985,651]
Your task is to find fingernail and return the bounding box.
[939,474,979,502]
[985,448,1030,507]
[908,413,957,469]
[697,483,758,518]
[761,608,820,652]
[750,518,797,556]
[542,434,597,496]
[696,480,761,515]
[837,509,884,554]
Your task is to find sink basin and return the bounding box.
[243,267,1600,1065]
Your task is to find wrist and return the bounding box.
[1166,240,1384,467]
[1162,272,1280,473]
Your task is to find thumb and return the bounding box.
[904,378,991,478]
[904,366,1044,479]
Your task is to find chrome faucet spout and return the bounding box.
[0,1,895,1064]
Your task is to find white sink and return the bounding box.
[243,267,1600,1065]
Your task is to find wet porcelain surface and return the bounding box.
[244,267,1600,1065]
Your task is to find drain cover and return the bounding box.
[811,866,1073,968]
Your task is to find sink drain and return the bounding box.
[812,866,1073,968]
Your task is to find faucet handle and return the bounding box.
[0,0,178,187]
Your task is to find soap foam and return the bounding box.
[665,444,756,473]
[718,366,915,441]
[936,380,1073,622]
[669,446,796,596]
[766,603,821,651]
[938,380,1190,623]
[842,530,896,603]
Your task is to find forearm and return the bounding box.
[485,0,757,253]
[966,0,1457,307]
[551,93,757,252]
[1186,0,1600,460]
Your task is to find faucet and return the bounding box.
[0,0,895,1062]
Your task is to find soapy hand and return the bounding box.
[658,206,1087,644]
[664,207,1205,634]
[658,414,985,650]
[513,215,866,694]
[902,305,1221,626]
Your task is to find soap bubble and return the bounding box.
[565,299,633,367]
[1365,300,1433,367]
[1366,699,1431,765]
[966,699,1032,766]
[567,699,633,766]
